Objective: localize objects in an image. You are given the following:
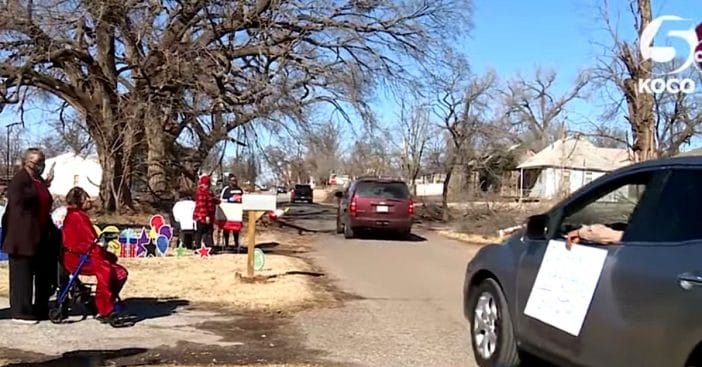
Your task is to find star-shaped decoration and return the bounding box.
[145,241,157,257]
[175,243,188,257]
[197,244,211,258]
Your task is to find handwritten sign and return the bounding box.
[216,203,243,222]
[523,240,608,336]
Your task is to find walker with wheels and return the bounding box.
[48,233,133,328]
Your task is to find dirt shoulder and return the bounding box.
[0,227,347,367]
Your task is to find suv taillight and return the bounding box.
[350,196,358,216]
[408,200,414,215]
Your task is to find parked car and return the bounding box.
[335,176,414,239]
[276,186,287,194]
[291,184,313,203]
[463,156,702,367]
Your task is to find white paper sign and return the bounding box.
[242,194,277,211]
[523,240,608,336]
[216,203,243,222]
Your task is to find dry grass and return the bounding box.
[0,231,322,312]
[437,229,502,245]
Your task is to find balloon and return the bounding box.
[158,224,173,240]
[149,215,165,230]
[149,228,158,240]
[156,235,169,256]
[107,240,121,257]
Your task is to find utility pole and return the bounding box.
[5,122,20,178]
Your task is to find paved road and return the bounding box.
[284,203,482,367]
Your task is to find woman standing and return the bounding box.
[193,175,218,249]
[1,148,58,323]
[218,174,244,248]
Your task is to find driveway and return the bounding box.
[283,203,482,366]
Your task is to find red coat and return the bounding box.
[193,187,219,222]
[62,207,111,270]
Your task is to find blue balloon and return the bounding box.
[156,235,169,256]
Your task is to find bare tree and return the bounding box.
[502,68,588,151]
[592,0,656,161]
[343,134,395,178]
[394,101,434,194]
[432,58,496,220]
[592,2,702,158]
[0,0,472,211]
[303,121,342,186]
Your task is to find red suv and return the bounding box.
[335,177,414,239]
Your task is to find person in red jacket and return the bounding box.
[193,175,219,248]
[62,187,128,325]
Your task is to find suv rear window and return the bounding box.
[355,181,410,199]
[294,185,312,193]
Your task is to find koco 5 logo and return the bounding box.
[638,16,702,94]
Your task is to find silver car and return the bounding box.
[464,156,702,367]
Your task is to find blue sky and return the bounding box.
[370,0,702,149]
[2,0,702,156]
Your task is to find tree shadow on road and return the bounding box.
[1,348,148,367]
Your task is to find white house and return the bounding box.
[517,137,632,200]
[43,152,102,197]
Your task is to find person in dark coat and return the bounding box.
[1,148,58,323]
[218,174,244,248]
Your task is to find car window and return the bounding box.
[355,181,410,199]
[558,171,654,237]
[295,185,312,192]
[624,169,702,243]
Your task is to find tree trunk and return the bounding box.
[441,167,453,222]
[145,121,170,198]
[631,0,657,161]
[95,136,132,212]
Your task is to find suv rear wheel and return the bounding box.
[468,278,520,367]
[336,213,344,234]
[343,223,355,239]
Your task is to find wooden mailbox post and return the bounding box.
[241,194,277,277]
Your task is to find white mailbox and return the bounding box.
[241,194,277,211]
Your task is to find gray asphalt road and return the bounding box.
[285,203,482,367]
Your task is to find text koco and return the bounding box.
[637,78,696,94]
[638,15,702,94]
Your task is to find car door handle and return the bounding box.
[678,272,702,290]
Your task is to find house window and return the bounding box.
[73,175,80,186]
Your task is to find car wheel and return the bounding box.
[343,223,355,239]
[469,278,520,367]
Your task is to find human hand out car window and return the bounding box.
[566,224,623,248]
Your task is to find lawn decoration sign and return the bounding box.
[94,214,174,258]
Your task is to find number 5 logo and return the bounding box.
[640,15,700,75]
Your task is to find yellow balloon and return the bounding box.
[107,240,121,256]
[149,228,158,239]
[103,225,120,235]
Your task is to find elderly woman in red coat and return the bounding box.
[61,187,128,325]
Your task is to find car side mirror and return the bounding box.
[334,191,343,199]
[525,214,549,240]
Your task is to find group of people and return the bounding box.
[173,173,245,250]
[1,148,127,325]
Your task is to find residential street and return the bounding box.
[284,203,482,367]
